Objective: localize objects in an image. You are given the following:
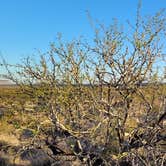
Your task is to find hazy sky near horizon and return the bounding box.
[0,0,166,66]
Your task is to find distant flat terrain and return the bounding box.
[0,80,16,87]
[0,80,11,85]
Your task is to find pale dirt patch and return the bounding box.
[0,133,20,146]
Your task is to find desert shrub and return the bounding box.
[1,3,166,166]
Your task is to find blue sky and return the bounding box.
[0,0,165,66]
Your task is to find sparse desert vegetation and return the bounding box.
[0,4,166,166]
